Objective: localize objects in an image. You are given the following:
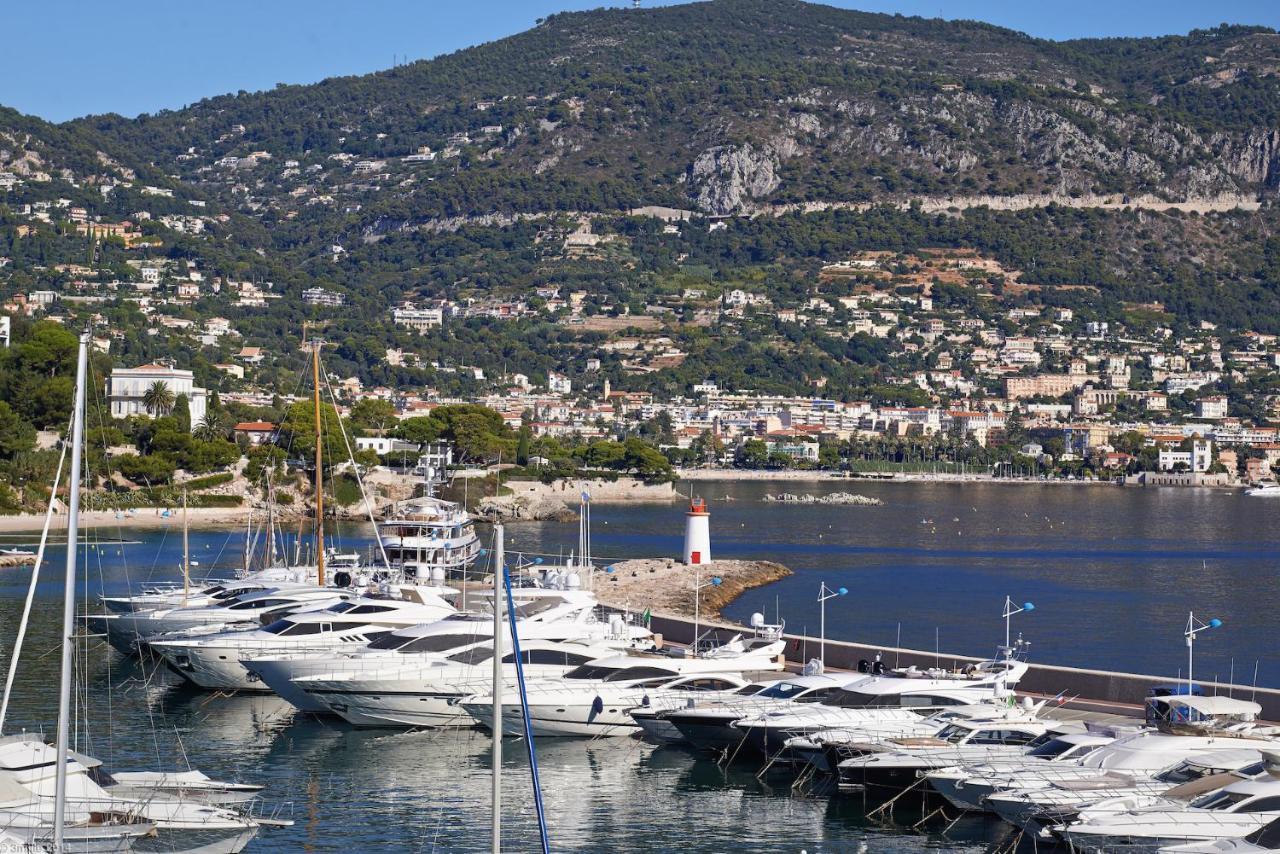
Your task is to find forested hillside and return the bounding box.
[2,0,1280,389]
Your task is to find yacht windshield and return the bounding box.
[327,602,358,613]
[1026,738,1077,759]
[346,604,396,615]
[603,666,681,683]
[934,724,973,744]
[447,647,494,666]
[396,634,476,654]
[564,664,622,680]
[261,620,327,637]
[1194,790,1254,811]
[755,682,811,700]
[1157,762,1212,784]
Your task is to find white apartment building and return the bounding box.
[107,364,207,428]
[302,287,345,307]
[392,305,443,333]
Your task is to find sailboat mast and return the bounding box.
[54,329,89,850]
[491,523,504,853]
[182,490,190,605]
[312,339,326,587]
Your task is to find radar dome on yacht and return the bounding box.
[750,612,765,628]
[429,567,446,583]
[566,573,581,589]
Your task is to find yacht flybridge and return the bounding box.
[378,495,480,579]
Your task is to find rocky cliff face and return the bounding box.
[688,142,787,214]
[683,89,1280,214]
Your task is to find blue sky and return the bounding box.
[4,0,1278,123]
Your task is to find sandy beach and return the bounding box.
[0,507,256,534]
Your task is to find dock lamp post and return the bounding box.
[692,570,722,654]
[818,583,849,667]
[1185,612,1223,695]
[1003,596,1035,648]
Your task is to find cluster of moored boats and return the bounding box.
[86,545,1280,853]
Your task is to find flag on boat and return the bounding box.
[580,490,590,503]
[641,608,651,627]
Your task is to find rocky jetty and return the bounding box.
[763,491,883,506]
[596,558,792,620]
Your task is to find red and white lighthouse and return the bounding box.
[683,497,711,565]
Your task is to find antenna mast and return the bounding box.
[312,337,326,587]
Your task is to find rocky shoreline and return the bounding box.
[594,558,792,621]
[764,491,883,506]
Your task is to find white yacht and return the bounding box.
[984,696,1277,829]
[245,586,648,713]
[834,707,1058,791]
[88,584,355,654]
[0,735,261,854]
[641,671,869,750]
[1246,483,1280,497]
[781,703,1030,772]
[378,495,480,578]
[731,651,1030,754]
[1055,779,1280,851]
[147,584,460,691]
[295,639,634,727]
[461,637,787,739]
[925,728,1125,810]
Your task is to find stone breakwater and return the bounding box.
[595,558,792,621]
[764,491,883,506]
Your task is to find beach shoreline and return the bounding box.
[678,469,1113,485]
[0,507,258,535]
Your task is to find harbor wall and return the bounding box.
[646,612,1280,720]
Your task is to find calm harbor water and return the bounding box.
[0,479,1276,851]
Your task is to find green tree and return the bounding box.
[193,413,225,442]
[516,425,531,466]
[172,393,191,433]
[734,439,769,469]
[142,381,176,417]
[0,402,36,460]
[279,400,348,461]
[348,398,397,433]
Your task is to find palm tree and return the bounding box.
[141,380,175,417]
[193,413,223,442]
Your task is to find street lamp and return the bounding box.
[818,582,849,667]
[1002,596,1035,648]
[692,569,721,654]
[1185,611,1223,695]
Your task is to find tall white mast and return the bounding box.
[491,523,504,853]
[54,330,90,849]
[182,490,190,605]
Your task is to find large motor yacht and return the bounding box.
[378,495,480,579]
[146,583,460,691]
[245,585,649,713]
